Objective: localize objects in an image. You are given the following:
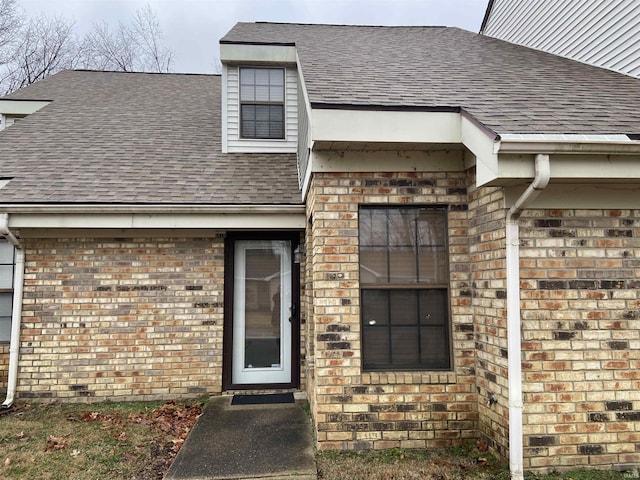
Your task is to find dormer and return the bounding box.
[220,42,298,153]
[0,99,50,131]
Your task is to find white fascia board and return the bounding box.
[460,115,500,186]
[3,205,306,230]
[311,110,461,144]
[0,100,50,115]
[8,212,305,230]
[220,44,297,65]
[498,153,640,182]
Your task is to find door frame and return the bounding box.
[223,231,300,391]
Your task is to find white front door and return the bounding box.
[232,240,292,385]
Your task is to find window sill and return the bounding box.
[361,370,457,385]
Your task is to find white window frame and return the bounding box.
[239,67,286,140]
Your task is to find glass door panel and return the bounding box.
[232,240,292,385]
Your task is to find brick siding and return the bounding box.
[307,170,478,450]
[519,209,640,470]
[0,344,8,393]
[17,237,226,401]
[467,173,510,460]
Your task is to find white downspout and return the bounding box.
[506,154,550,480]
[0,213,24,408]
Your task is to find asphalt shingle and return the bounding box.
[0,70,301,205]
[223,23,640,135]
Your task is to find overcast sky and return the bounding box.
[19,0,489,74]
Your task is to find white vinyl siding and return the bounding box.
[483,0,640,78]
[0,114,26,130]
[223,64,298,153]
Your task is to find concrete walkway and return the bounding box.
[165,395,317,480]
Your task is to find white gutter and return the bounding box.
[0,213,24,408]
[505,154,550,480]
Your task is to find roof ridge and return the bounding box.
[251,21,448,29]
[70,69,219,77]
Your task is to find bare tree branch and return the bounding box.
[0,3,174,94]
[81,3,172,73]
[0,0,22,64]
[0,15,78,94]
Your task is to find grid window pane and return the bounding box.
[420,326,450,368]
[0,292,12,317]
[418,246,448,284]
[362,290,389,326]
[269,68,284,86]
[0,241,14,264]
[0,290,11,343]
[241,105,284,139]
[360,206,450,371]
[0,265,13,289]
[360,247,388,283]
[419,290,448,326]
[389,290,418,325]
[388,209,416,246]
[0,316,10,343]
[240,67,285,139]
[391,327,419,365]
[359,209,387,246]
[362,327,389,365]
[389,246,418,283]
[417,210,447,246]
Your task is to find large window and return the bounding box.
[240,67,285,139]
[0,239,15,343]
[359,206,451,371]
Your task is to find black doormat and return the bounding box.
[231,393,295,405]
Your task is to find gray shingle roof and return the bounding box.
[223,23,640,135]
[0,70,301,205]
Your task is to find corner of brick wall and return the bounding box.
[308,170,478,451]
[467,169,510,461]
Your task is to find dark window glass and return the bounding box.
[240,68,285,139]
[360,207,450,371]
[0,240,14,343]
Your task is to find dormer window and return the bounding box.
[240,67,285,139]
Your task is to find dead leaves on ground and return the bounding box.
[45,434,70,451]
[72,401,202,460]
[41,401,202,463]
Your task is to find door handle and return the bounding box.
[289,303,297,322]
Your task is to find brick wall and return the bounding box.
[0,344,8,393]
[467,174,510,460]
[519,209,640,471]
[308,170,478,450]
[18,237,226,401]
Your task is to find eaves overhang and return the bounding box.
[486,133,640,187]
[0,204,306,230]
[0,99,51,115]
[304,103,640,189]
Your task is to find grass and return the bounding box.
[1,402,636,480]
[317,446,509,480]
[316,444,633,480]
[0,399,203,480]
